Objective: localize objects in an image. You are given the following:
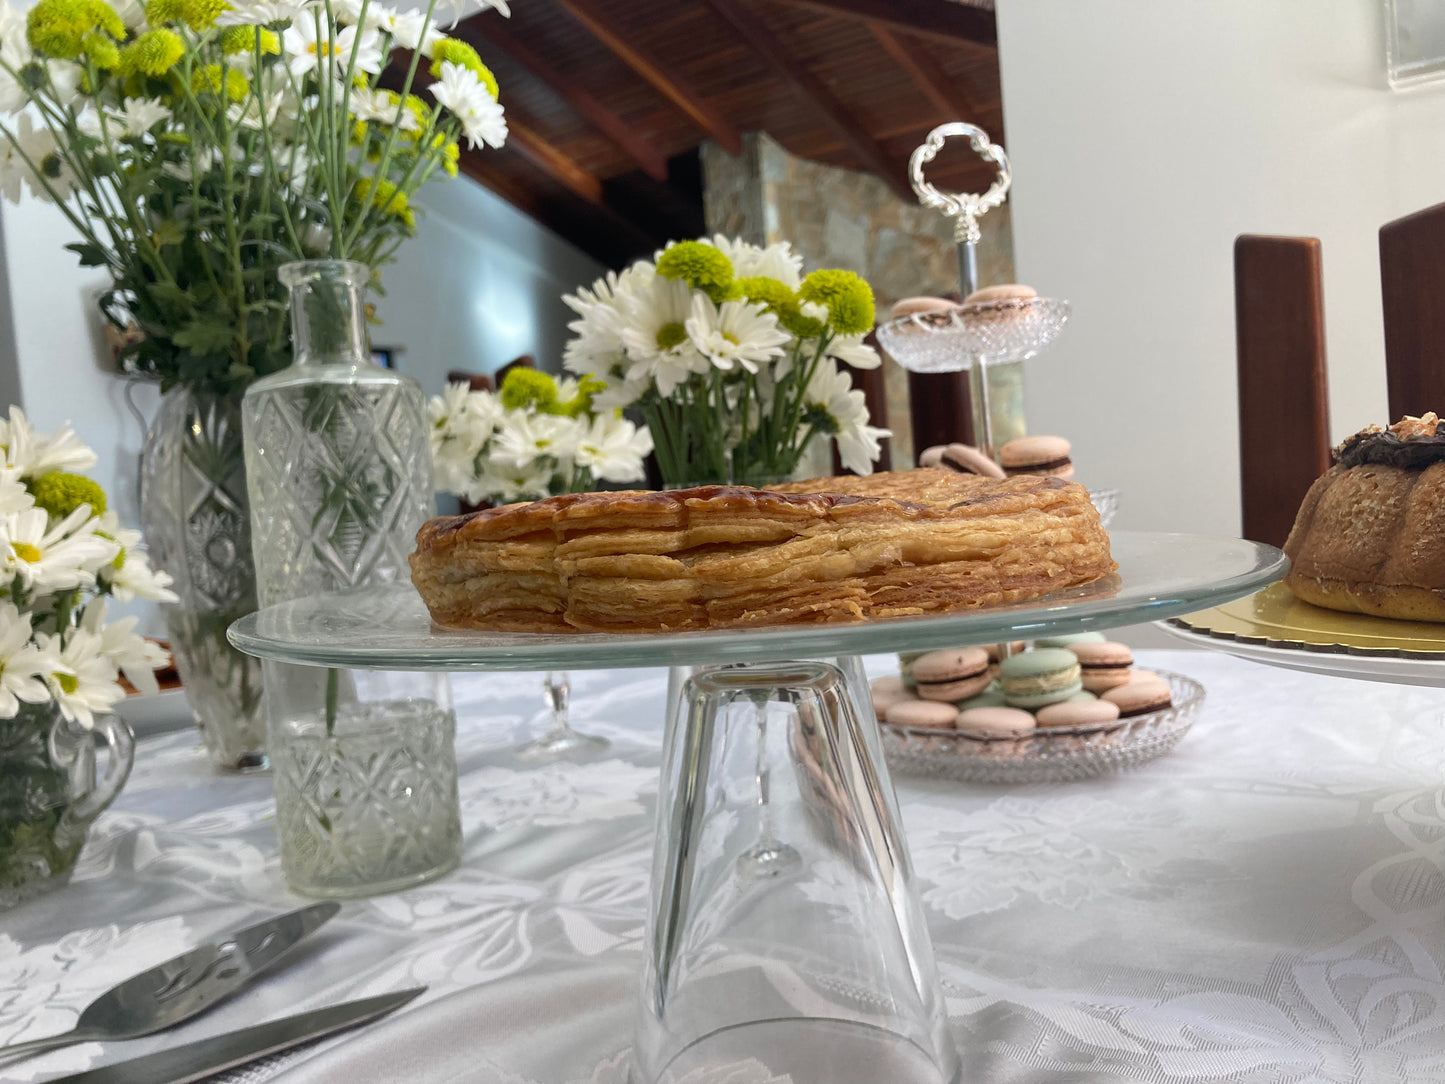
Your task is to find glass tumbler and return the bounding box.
[634,659,959,1084]
[267,666,461,898]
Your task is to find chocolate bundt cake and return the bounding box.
[1283,413,1445,621]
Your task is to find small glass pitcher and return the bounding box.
[0,701,134,909]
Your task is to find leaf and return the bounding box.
[64,241,110,268]
[151,219,186,248]
[172,318,237,355]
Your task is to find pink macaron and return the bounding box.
[885,698,958,729]
[918,443,1007,480]
[1035,698,1121,728]
[1000,435,1074,480]
[964,283,1038,304]
[956,706,1037,738]
[911,647,992,703]
[870,675,909,716]
[1071,641,1135,693]
[1102,672,1173,718]
[890,296,955,319]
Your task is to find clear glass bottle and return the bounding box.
[242,260,460,897]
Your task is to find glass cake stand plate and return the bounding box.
[876,297,1071,373]
[1160,581,1445,687]
[228,532,1285,672]
[881,670,1204,784]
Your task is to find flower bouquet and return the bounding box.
[0,0,507,393]
[0,409,176,906]
[561,236,889,487]
[429,367,654,506]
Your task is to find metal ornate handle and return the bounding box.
[908,122,1012,245]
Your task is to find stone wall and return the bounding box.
[702,132,1016,467]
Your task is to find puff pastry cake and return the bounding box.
[409,468,1116,633]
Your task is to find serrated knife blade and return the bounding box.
[47,987,425,1084]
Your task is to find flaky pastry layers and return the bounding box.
[409,468,1116,633]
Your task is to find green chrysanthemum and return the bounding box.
[499,368,559,412]
[428,38,498,98]
[120,28,184,77]
[27,0,123,59]
[180,0,227,29]
[736,274,819,335]
[82,29,118,67]
[143,0,182,23]
[441,138,459,177]
[798,268,875,336]
[656,240,733,303]
[350,176,415,229]
[192,63,249,103]
[557,374,607,418]
[221,25,279,55]
[29,471,106,520]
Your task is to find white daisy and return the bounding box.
[835,420,888,477]
[684,294,790,375]
[80,599,171,696]
[491,411,579,470]
[0,602,55,718]
[574,415,652,484]
[479,461,555,504]
[349,85,420,131]
[428,61,506,149]
[284,19,383,79]
[334,0,395,31]
[708,235,803,288]
[117,97,172,137]
[216,0,306,25]
[806,361,889,475]
[94,517,177,603]
[1,407,97,478]
[0,4,32,115]
[0,467,33,516]
[620,276,695,365]
[387,8,442,51]
[39,629,123,729]
[2,507,116,593]
[824,332,881,370]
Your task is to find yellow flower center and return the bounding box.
[722,332,740,346]
[655,322,687,351]
[12,542,41,563]
[55,672,78,695]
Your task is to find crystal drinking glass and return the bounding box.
[512,671,610,763]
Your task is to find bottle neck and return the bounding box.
[283,260,370,367]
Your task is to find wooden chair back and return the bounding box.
[1379,201,1445,419]
[1233,234,1331,549]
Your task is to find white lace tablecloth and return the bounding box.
[4,650,1445,1084]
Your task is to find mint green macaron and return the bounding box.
[999,648,1083,709]
[1033,632,1107,648]
[955,680,1007,710]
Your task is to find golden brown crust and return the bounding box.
[410,469,1116,633]
[1283,460,1445,621]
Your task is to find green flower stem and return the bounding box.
[325,666,339,734]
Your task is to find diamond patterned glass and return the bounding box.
[140,387,267,771]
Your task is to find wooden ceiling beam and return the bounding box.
[766,0,996,47]
[701,0,912,199]
[503,117,606,204]
[870,24,982,122]
[553,0,743,156]
[461,16,671,182]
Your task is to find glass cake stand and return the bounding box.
[229,532,1284,672]
[228,530,1284,1084]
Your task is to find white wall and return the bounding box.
[0,199,161,630]
[371,176,604,395]
[996,0,1445,539]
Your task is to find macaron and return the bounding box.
[955,681,1008,710]
[897,650,928,688]
[956,706,1037,738]
[911,647,992,702]
[885,698,958,729]
[918,443,1007,480]
[1000,435,1074,480]
[870,675,910,716]
[890,296,955,319]
[1071,641,1135,693]
[1033,632,1106,648]
[1035,698,1121,729]
[985,641,1027,662]
[999,648,1082,709]
[1102,672,1173,718]
[964,283,1037,304]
